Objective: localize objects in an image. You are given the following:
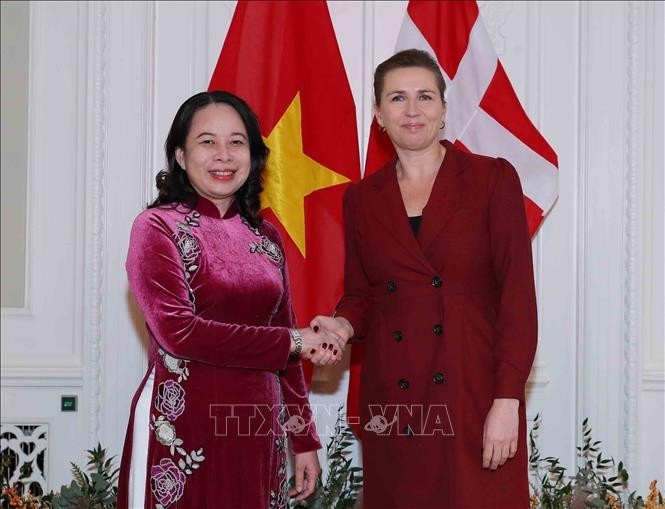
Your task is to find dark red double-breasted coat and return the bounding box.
[336,140,537,508]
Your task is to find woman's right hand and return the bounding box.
[307,315,354,366]
[290,327,344,366]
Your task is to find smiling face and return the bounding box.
[175,103,251,215]
[375,66,446,153]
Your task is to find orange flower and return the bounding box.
[605,493,621,509]
[645,480,665,509]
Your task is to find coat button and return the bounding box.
[393,330,403,342]
[433,372,445,384]
[398,378,409,390]
[387,280,398,293]
[431,276,442,288]
[403,425,414,437]
[433,324,443,336]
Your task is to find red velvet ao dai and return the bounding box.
[117,197,321,509]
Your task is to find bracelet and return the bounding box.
[289,328,303,355]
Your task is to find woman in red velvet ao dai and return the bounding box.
[117,91,342,509]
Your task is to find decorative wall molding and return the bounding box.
[526,0,548,395]
[361,0,376,168]
[140,2,156,212]
[0,423,48,495]
[1,367,83,388]
[575,0,633,462]
[98,1,181,454]
[621,0,643,474]
[192,1,210,92]
[86,0,109,447]
[640,0,664,395]
[642,369,665,392]
[0,2,35,317]
[526,359,550,391]
[18,0,37,318]
[574,0,590,457]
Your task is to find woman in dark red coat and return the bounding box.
[312,49,537,508]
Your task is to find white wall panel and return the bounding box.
[0,1,91,487]
[97,0,158,455]
[637,0,665,488]
[576,0,631,465]
[641,1,664,382]
[1,1,86,373]
[522,0,581,471]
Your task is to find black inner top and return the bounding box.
[408,215,423,235]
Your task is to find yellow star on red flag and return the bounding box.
[261,92,349,257]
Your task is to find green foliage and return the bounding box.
[572,417,627,507]
[48,444,119,509]
[4,414,662,509]
[529,413,573,508]
[529,415,663,509]
[289,406,363,509]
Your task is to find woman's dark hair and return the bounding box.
[373,48,446,105]
[149,90,268,227]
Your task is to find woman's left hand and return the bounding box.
[288,450,321,501]
[482,398,519,470]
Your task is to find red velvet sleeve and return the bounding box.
[489,159,538,402]
[126,212,292,371]
[335,184,372,339]
[263,223,323,454]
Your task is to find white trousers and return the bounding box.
[127,368,154,509]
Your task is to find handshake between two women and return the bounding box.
[288,315,355,366]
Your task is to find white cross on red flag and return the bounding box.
[349,0,558,436]
[365,1,558,233]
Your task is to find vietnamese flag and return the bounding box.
[209,1,361,383]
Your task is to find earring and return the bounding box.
[440,120,446,130]
[379,124,386,133]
